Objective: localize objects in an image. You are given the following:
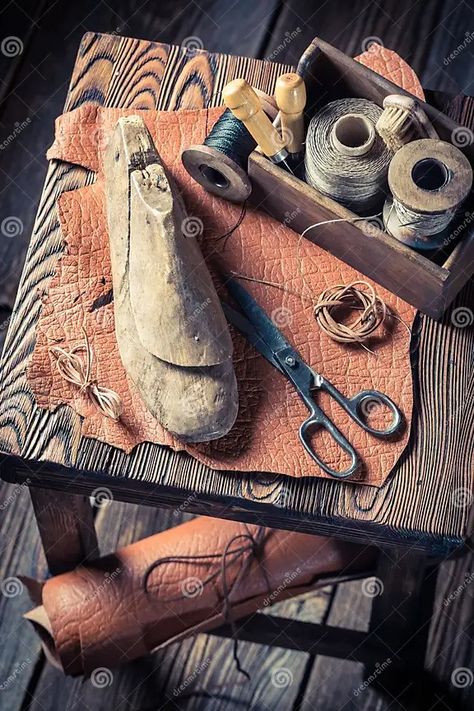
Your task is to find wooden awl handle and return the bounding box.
[275,73,306,154]
[223,78,287,160]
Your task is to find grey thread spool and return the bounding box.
[383,138,473,249]
[304,98,392,215]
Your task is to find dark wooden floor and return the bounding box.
[0,1,473,710]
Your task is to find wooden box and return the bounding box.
[248,37,474,319]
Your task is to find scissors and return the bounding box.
[222,278,403,479]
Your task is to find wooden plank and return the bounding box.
[425,549,474,710]
[300,578,384,710]
[29,489,98,573]
[0,481,47,710]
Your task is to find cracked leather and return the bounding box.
[23,517,375,675]
[26,46,422,484]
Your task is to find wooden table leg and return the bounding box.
[365,547,440,708]
[30,488,99,574]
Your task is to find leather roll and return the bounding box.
[23,516,375,676]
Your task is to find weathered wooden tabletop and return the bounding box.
[0,31,472,554]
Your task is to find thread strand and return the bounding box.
[50,328,122,420]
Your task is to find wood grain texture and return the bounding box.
[0,481,47,710]
[0,32,472,555]
[29,489,98,573]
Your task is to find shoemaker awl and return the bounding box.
[223,78,294,173]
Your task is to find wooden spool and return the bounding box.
[385,138,473,246]
[181,88,278,203]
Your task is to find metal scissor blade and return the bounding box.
[225,278,292,355]
[221,302,285,374]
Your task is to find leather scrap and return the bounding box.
[26,46,422,485]
[23,516,375,675]
[356,44,425,100]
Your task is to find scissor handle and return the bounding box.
[299,409,360,479]
[322,380,403,437]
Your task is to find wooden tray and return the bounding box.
[248,37,474,318]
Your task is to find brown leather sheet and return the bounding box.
[26,48,422,485]
[23,517,375,675]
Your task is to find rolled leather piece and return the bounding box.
[23,517,375,676]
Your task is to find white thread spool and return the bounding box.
[305,99,392,215]
[383,138,473,249]
[331,113,375,157]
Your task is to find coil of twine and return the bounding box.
[313,281,387,347]
[232,273,396,350]
[50,329,122,420]
[305,98,392,215]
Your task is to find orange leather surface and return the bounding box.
[26,46,422,485]
[24,517,375,675]
[356,45,425,100]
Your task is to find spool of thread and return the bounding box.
[383,138,473,249]
[304,99,392,215]
[182,89,278,203]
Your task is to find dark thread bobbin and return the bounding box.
[182,91,278,203]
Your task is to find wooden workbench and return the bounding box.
[0,32,473,562]
[0,5,473,707]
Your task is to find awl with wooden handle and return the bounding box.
[275,72,307,158]
[222,78,294,173]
